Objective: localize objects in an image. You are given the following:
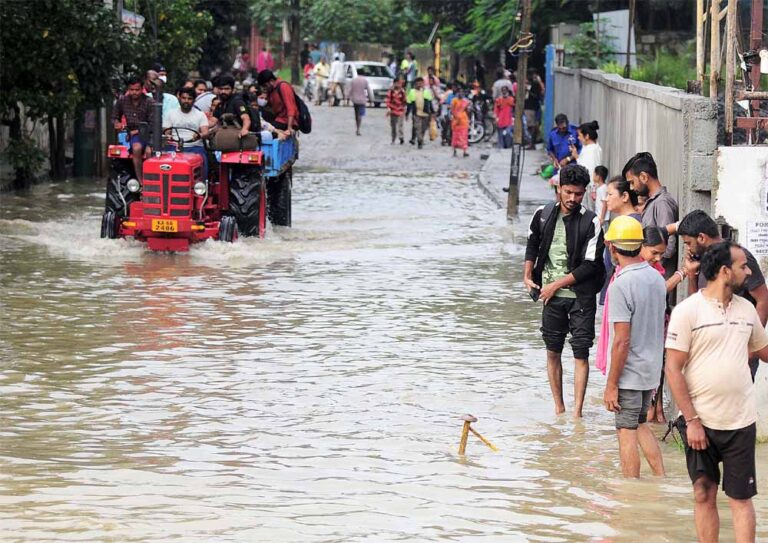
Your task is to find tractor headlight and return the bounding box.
[126,178,141,193]
[193,181,207,196]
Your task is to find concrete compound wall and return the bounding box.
[553,67,718,216]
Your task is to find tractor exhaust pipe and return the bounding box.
[151,101,162,153]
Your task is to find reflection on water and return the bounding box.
[1,172,766,542]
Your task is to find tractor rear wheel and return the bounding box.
[100,210,118,239]
[228,166,264,237]
[267,168,292,227]
[218,215,239,243]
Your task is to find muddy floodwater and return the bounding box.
[2,108,768,542]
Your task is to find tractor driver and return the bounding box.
[163,88,210,179]
[113,75,154,178]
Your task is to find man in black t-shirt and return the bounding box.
[212,75,251,136]
[523,70,545,149]
[677,210,768,378]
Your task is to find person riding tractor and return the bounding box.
[112,75,153,178]
[163,87,210,179]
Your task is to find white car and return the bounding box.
[343,61,395,107]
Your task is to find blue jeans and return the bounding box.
[497,127,512,148]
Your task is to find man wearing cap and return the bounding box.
[603,215,667,478]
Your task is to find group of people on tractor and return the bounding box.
[112,68,300,181]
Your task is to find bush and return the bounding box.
[601,43,696,90]
[2,135,46,181]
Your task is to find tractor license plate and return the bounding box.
[151,219,178,232]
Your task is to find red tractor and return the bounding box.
[101,125,295,252]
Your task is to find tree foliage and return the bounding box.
[197,0,250,77]
[563,20,618,69]
[133,0,214,86]
[454,0,520,54]
[1,0,136,119]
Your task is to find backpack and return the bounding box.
[277,81,312,134]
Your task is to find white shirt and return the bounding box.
[329,60,345,83]
[577,142,603,211]
[595,183,608,223]
[577,142,602,180]
[163,107,208,147]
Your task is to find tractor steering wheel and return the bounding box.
[164,127,204,151]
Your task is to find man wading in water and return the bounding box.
[602,216,666,478]
[524,164,604,417]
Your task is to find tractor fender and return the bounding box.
[220,150,263,165]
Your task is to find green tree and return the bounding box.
[563,20,617,69]
[133,0,214,86]
[197,0,250,77]
[1,0,136,183]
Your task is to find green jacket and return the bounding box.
[405,88,434,116]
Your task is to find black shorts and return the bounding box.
[540,296,596,360]
[680,421,757,500]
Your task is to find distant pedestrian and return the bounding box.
[403,51,418,89]
[256,47,274,73]
[492,67,513,100]
[593,166,609,231]
[385,78,406,144]
[450,86,470,157]
[602,215,666,478]
[666,240,768,543]
[473,60,486,90]
[547,114,581,171]
[349,73,370,136]
[493,86,514,149]
[313,57,330,105]
[524,164,604,418]
[570,120,602,212]
[623,152,679,281]
[309,44,322,66]
[328,54,346,106]
[300,43,311,71]
[406,77,433,149]
[524,70,545,148]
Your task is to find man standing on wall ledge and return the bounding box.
[524,164,605,418]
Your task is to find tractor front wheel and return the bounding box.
[100,210,118,239]
[218,215,239,243]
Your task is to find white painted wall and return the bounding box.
[715,147,768,441]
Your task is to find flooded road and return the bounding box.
[1,107,767,542]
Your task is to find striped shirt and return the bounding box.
[385,88,406,116]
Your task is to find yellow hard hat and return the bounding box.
[605,215,644,250]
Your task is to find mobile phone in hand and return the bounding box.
[529,287,541,302]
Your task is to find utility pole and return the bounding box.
[507,0,532,219]
[624,0,635,78]
[290,0,301,85]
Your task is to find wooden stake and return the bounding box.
[710,0,721,100]
[469,426,499,452]
[458,414,476,455]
